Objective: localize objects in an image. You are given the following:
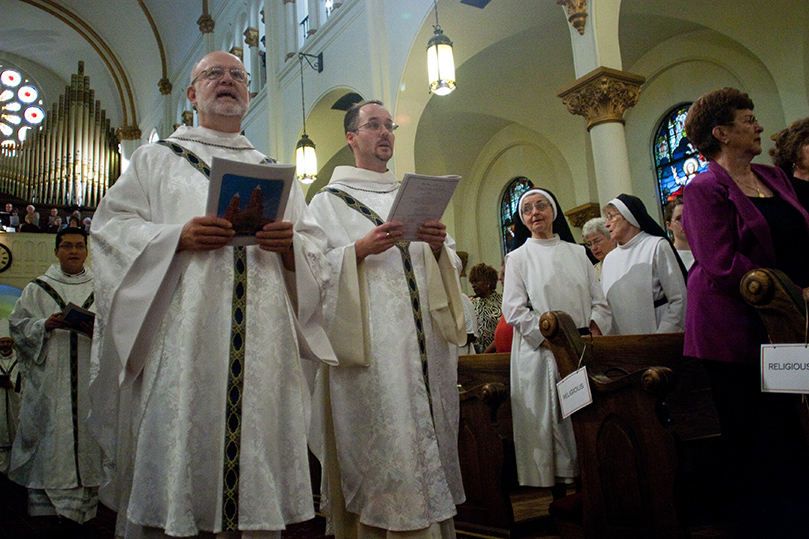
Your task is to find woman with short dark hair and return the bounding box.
[770,116,809,210]
[468,263,501,353]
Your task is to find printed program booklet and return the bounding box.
[206,157,295,246]
[386,173,461,242]
[62,302,95,334]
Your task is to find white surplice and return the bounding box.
[0,347,20,474]
[600,231,686,335]
[89,126,335,538]
[502,236,611,487]
[8,265,103,512]
[308,166,465,535]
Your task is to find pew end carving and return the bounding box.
[741,267,809,445]
[539,311,721,539]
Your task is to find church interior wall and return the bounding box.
[451,124,576,294]
[624,28,786,219]
[2,0,809,286]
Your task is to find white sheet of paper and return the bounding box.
[760,344,809,394]
[386,173,460,242]
[557,366,593,419]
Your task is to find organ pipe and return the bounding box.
[0,61,120,208]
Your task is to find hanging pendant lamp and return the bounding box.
[427,0,456,96]
[295,53,323,184]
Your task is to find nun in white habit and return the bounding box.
[600,194,688,335]
[502,188,611,498]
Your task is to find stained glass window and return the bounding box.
[653,103,708,212]
[0,65,45,152]
[500,177,534,255]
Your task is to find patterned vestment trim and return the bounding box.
[155,141,274,531]
[222,245,247,530]
[320,187,434,419]
[31,278,93,487]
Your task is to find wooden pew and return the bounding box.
[456,353,517,537]
[741,267,809,444]
[539,311,722,539]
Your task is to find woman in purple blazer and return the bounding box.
[683,87,809,535]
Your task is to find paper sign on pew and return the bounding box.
[761,344,809,393]
[557,366,593,418]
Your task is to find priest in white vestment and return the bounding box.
[308,101,467,539]
[502,189,611,498]
[8,227,103,524]
[0,318,21,474]
[601,194,688,335]
[89,51,335,539]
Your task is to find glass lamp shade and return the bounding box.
[295,133,317,184]
[427,30,456,96]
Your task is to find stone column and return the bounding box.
[244,26,260,94]
[557,66,645,204]
[197,0,215,53]
[158,77,173,139]
[284,0,297,60]
[116,125,142,163]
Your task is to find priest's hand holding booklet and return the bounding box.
[386,173,461,242]
[179,157,296,253]
[205,157,296,247]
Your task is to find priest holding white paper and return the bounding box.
[89,51,335,539]
[308,100,466,539]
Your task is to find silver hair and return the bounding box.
[582,216,609,238]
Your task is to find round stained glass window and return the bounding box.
[0,66,46,146]
[0,70,21,87]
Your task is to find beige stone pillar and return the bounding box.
[197,0,215,53]
[557,66,645,204]
[244,26,260,94]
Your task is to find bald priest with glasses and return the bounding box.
[89,51,335,539]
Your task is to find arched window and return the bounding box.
[653,103,708,213]
[0,65,45,153]
[500,177,534,255]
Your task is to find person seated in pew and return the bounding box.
[600,194,687,335]
[683,87,809,536]
[502,188,611,500]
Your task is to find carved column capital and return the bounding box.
[244,27,259,48]
[197,13,215,34]
[556,0,587,35]
[181,110,194,126]
[158,78,172,95]
[557,66,646,131]
[564,202,601,228]
[116,125,142,141]
[229,46,244,62]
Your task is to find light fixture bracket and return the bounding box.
[299,52,324,73]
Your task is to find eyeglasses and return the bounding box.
[722,115,758,127]
[355,120,399,133]
[191,67,250,85]
[58,242,86,251]
[586,237,604,248]
[522,201,551,215]
[604,212,622,222]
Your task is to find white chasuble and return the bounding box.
[308,166,465,534]
[8,265,103,492]
[90,126,334,537]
